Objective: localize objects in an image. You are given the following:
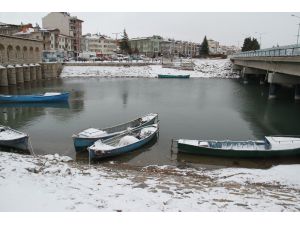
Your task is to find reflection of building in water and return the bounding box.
[0,106,46,128]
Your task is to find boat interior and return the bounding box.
[206,140,268,150]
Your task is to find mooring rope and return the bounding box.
[28,137,36,157]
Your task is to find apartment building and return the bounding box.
[129,35,163,57]
[42,12,83,56]
[81,34,117,56]
[207,39,220,54]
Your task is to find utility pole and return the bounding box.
[291,14,300,45]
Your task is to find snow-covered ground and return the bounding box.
[61,59,239,79]
[1,152,300,212]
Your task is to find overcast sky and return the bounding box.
[0,12,299,48]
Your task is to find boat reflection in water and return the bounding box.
[0,146,31,155]
[0,102,70,109]
[174,151,300,169]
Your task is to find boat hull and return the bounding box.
[178,142,300,158]
[73,115,157,152]
[0,93,69,103]
[73,134,117,152]
[158,74,190,79]
[0,136,29,151]
[89,129,158,160]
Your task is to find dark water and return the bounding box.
[1,77,300,169]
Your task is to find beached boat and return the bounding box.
[0,126,29,150]
[157,74,190,79]
[177,136,300,158]
[0,92,69,103]
[88,124,159,160]
[72,113,158,152]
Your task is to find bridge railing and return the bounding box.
[232,44,300,58]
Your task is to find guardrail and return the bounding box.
[232,44,300,58]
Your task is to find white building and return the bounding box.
[42,12,83,56]
[207,39,220,54]
[81,34,117,56]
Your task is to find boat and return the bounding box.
[158,74,190,79]
[177,136,300,158]
[0,92,69,103]
[0,126,29,150]
[72,113,158,152]
[88,124,159,160]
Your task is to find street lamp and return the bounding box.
[291,14,300,45]
[255,32,266,48]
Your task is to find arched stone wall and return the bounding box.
[0,44,5,64]
[0,35,43,65]
[7,45,14,64]
[29,46,34,62]
[23,46,28,64]
[16,45,21,63]
[35,47,39,62]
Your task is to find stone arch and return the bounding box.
[23,46,28,63]
[16,46,21,62]
[0,44,5,64]
[35,47,40,62]
[7,45,14,64]
[29,46,34,62]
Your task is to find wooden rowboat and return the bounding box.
[177,136,300,158]
[88,124,159,160]
[157,74,190,79]
[0,126,29,150]
[72,113,158,152]
[0,92,69,103]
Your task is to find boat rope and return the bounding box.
[28,137,36,157]
[170,138,179,154]
[88,149,91,168]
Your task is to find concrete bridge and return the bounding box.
[230,44,300,100]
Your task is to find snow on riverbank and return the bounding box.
[61,59,239,79]
[1,152,300,211]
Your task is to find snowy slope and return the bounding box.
[61,59,239,79]
[1,152,299,212]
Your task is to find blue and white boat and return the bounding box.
[0,126,29,150]
[0,92,69,103]
[72,113,158,152]
[88,124,159,160]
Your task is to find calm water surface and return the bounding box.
[1,77,300,169]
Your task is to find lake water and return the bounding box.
[1,77,300,169]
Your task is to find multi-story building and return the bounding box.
[207,39,220,54]
[160,39,175,57]
[129,35,163,57]
[129,34,200,58]
[42,12,83,56]
[81,33,117,56]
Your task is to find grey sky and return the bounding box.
[0,12,299,48]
